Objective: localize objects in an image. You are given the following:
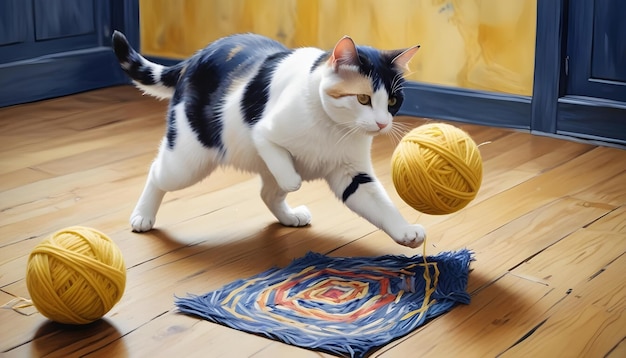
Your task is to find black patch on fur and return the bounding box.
[354,46,406,114]
[130,64,156,85]
[310,51,330,72]
[112,32,154,85]
[112,31,130,63]
[241,51,292,126]
[113,30,183,88]
[183,57,224,149]
[166,106,177,149]
[161,34,289,151]
[161,66,182,88]
[342,173,374,202]
[387,94,403,115]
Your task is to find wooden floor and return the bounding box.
[1,86,625,357]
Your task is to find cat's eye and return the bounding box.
[388,97,397,106]
[356,94,371,106]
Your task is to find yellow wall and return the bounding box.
[140,0,536,96]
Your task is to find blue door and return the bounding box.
[0,0,138,107]
[557,0,626,143]
[566,0,626,101]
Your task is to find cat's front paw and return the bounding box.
[130,212,155,232]
[276,173,302,193]
[278,205,312,227]
[391,224,426,248]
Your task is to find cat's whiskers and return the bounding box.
[392,82,405,94]
[403,69,417,78]
[335,124,362,145]
[391,70,415,94]
[386,121,411,146]
[390,73,405,94]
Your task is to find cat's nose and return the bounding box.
[376,121,388,130]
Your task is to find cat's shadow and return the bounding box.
[144,222,384,278]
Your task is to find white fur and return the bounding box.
[129,57,175,100]
[130,46,425,248]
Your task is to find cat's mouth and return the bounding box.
[370,123,393,135]
[366,128,385,136]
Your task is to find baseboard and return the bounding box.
[556,95,626,146]
[0,47,128,107]
[398,82,532,129]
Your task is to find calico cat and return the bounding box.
[112,31,425,248]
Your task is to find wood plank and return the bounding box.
[333,146,623,259]
[570,169,626,207]
[0,86,153,131]
[332,197,614,290]
[85,311,280,358]
[0,290,48,354]
[377,274,564,357]
[0,113,163,174]
[510,229,626,290]
[0,179,380,353]
[458,197,612,293]
[587,206,626,234]
[250,341,336,358]
[502,254,626,357]
[378,229,626,357]
[0,167,255,287]
[3,318,126,358]
[0,167,52,192]
[342,122,597,258]
[606,338,626,358]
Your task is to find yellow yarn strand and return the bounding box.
[392,123,483,215]
[26,226,126,325]
[390,123,480,320]
[401,238,439,321]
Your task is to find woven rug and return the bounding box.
[176,250,473,357]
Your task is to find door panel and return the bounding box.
[34,0,96,40]
[566,0,626,102]
[557,0,626,145]
[590,0,626,83]
[0,0,30,46]
[0,0,101,63]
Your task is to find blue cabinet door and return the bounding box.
[0,0,139,107]
[0,0,30,47]
[566,0,626,102]
[557,0,626,144]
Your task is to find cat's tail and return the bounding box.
[112,30,183,100]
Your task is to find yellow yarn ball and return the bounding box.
[391,123,483,215]
[26,226,126,325]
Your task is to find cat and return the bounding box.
[112,30,425,248]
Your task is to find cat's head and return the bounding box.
[317,36,419,136]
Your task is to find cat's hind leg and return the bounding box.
[260,172,311,227]
[130,161,166,232]
[130,105,220,232]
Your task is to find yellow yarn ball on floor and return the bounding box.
[26,226,126,325]
[391,123,483,215]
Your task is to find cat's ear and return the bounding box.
[329,36,360,71]
[390,45,420,72]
